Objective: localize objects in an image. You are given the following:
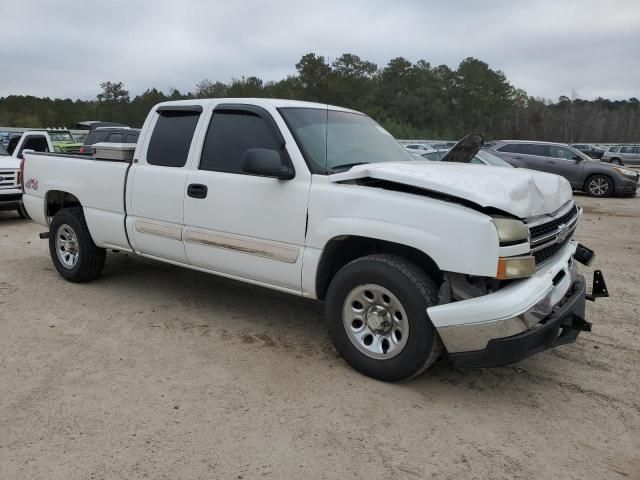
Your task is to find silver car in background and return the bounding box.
[601,145,640,165]
[488,140,639,197]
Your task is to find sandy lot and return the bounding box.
[0,194,638,479]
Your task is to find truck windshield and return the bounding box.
[0,143,8,156]
[279,108,413,174]
[48,132,74,142]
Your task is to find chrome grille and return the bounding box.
[527,203,580,266]
[0,170,19,189]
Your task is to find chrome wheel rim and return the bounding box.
[342,284,409,359]
[55,223,80,269]
[588,177,608,195]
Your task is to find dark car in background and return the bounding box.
[488,140,639,197]
[79,128,140,154]
[571,143,605,159]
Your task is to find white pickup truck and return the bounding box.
[1,131,55,217]
[21,99,607,381]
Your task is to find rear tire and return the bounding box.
[610,158,621,165]
[325,254,442,381]
[49,207,106,282]
[585,174,614,197]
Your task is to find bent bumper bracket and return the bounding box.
[586,270,608,302]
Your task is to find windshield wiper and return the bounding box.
[329,162,370,173]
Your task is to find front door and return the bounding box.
[183,104,310,292]
[546,145,584,187]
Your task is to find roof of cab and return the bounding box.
[152,98,362,114]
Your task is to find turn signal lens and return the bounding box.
[496,256,535,279]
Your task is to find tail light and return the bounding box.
[79,146,86,154]
[19,157,25,192]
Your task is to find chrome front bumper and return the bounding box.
[428,241,580,354]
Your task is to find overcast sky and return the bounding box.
[1,0,638,101]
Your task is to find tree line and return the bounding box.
[1,53,638,143]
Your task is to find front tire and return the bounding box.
[326,254,442,381]
[49,207,106,282]
[585,174,614,197]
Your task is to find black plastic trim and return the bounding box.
[157,105,203,113]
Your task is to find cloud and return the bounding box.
[1,0,638,101]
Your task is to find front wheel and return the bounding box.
[49,207,106,282]
[585,174,614,197]
[325,254,442,381]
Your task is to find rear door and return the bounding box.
[127,106,203,263]
[182,103,310,291]
[514,143,549,171]
[546,145,584,186]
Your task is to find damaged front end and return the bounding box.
[430,242,608,368]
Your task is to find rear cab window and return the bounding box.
[147,108,201,167]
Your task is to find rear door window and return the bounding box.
[147,110,200,167]
[621,146,634,154]
[519,144,549,157]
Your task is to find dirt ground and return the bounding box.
[0,193,638,480]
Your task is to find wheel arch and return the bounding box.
[315,235,443,301]
[45,190,82,221]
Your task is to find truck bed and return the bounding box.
[22,151,133,251]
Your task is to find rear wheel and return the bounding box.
[585,174,614,197]
[325,254,442,381]
[49,207,106,282]
[610,158,621,165]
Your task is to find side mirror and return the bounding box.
[572,155,583,162]
[242,148,295,180]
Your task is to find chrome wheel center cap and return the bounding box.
[366,305,392,333]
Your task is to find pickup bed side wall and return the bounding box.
[302,177,500,297]
[23,153,132,251]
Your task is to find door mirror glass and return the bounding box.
[572,154,583,161]
[242,148,294,179]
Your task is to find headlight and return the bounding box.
[612,166,637,177]
[496,256,536,279]
[492,217,529,245]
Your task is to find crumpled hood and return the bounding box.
[329,161,574,218]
